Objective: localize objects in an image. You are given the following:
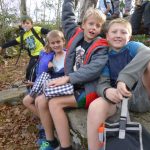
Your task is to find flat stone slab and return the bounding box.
[67,109,150,139]
[0,86,150,147]
[0,87,27,104]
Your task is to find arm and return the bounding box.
[50,47,108,86]
[62,0,78,41]
[97,75,111,97]
[69,47,108,84]
[104,3,111,15]
[117,45,150,89]
[97,75,123,104]
[1,40,19,49]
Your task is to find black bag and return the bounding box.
[99,98,150,150]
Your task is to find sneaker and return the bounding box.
[39,141,59,150]
[39,141,53,150]
[39,128,46,139]
[37,128,46,145]
[37,138,46,146]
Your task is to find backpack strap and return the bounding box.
[31,28,45,46]
[119,97,129,139]
[15,29,26,65]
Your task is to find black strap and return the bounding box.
[31,28,45,46]
[15,30,25,65]
[15,27,45,64]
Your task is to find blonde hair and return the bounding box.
[82,7,106,25]
[45,30,65,52]
[107,18,132,35]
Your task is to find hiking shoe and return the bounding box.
[39,141,59,150]
[37,138,46,146]
[37,128,46,145]
[39,128,46,139]
[39,141,53,150]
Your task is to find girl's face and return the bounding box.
[82,15,102,42]
[106,23,131,51]
[21,20,33,31]
[49,37,65,53]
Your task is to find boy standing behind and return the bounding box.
[0,16,50,84]
[87,18,150,150]
[35,0,108,150]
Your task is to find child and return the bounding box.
[96,0,113,17]
[34,0,108,149]
[131,0,150,35]
[87,18,150,150]
[23,30,66,117]
[112,0,132,18]
[0,15,50,84]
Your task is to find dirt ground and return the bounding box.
[0,54,40,150]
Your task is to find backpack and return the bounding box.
[99,98,150,150]
[104,0,114,15]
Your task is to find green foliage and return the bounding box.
[0,12,19,45]
[119,0,125,12]
[34,22,58,30]
[132,34,150,47]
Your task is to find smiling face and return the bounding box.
[106,23,131,51]
[82,15,102,42]
[49,36,65,54]
[21,19,33,31]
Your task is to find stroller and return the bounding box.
[99,98,150,150]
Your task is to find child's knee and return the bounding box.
[88,97,109,116]
[23,95,34,107]
[144,62,150,74]
[36,95,48,110]
[147,62,150,72]
[49,99,60,111]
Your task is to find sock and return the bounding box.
[47,138,59,148]
[60,146,73,150]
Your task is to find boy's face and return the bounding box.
[106,23,131,50]
[82,15,102,42]
[49,37,65,53]
[21,20,33,31]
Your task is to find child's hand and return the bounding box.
[48,62,53,68]
[105,88,123,103]
[48,76,70,87]
[117,81,132,98]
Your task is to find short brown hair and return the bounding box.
[82,7,106,25]
[21,15,33,24]
[45,30,65,52]
[107,18,132,35]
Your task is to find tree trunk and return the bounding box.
[20,0,27,17]
[79,0,98,23]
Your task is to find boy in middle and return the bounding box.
[87,18,150,150]
[35,0,109,150]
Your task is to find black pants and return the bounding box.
[25,56,39,82]
[131,2,150,35]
